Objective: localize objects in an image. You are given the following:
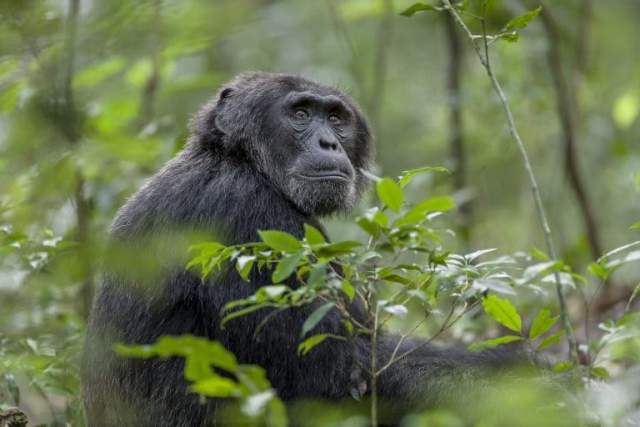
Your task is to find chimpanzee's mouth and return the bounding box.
[298,172,350,182]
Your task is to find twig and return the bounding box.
[370,304,380,427]
[379,300,476,372]
[376,313,430,375]
[442,0,578,363]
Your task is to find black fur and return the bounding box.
[82,72,516,426]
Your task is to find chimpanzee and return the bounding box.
[82,72,517,426]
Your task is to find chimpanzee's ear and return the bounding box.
[218,87,234,101]
[212,87,235,135]
[188,86,236,146]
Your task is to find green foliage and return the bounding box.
[529,309,558,340]
[376,177,404,213]
[503,6,542,31]
[400,3,442,17]
[116,336,286,425]
[1,0,639,425]
[481,294,522,333]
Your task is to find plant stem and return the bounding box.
[442,0,578,363]
[370,303,379,427]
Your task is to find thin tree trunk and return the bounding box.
[443,10,470,248]
[537,3,603,261]
[64,0,94,319]
[368,0,394,135]
[138,0,163,130]
[576,0,593,77]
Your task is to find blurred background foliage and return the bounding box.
[0,0,639,425]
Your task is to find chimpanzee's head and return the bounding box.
[191,72,373,216]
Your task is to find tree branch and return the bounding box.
[442,0,578,363]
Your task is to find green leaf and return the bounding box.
[272,251,304,283]
[552,361,573,373]
[340,280,355,301]
[301,303,335,337]
[298,334,330,355]
[529,309,559,340]
[258,230,302,253]
[398,166,449,187]
[376,178,404,213]
[587,262,609,280]
[498,32,520,43]
[315,240,362,257]
[222,303,272,327]
[236,255,256,281]
[504,6,542,31]
[630,221,640,230]
[304,224,326,245]
[468,335,522,352]
[356,217,381,237]
[400,2,439,17]
[591,366,610,379]
[115,335,238,376]
[395,196,455,226]
[538,330,564,350]
[482,295,522,333]
[191,376,240,397]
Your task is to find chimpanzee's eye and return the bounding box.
[328,114,341,125]
[294,109,309,120]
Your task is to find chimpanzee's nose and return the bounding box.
[319,137,340,152]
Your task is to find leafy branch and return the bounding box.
[437,0,579,363]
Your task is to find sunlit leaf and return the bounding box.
[482,295,522,333]
[377,178,404,213]
[466,248,497,262]
[258,230,302,253]
[304,224,326,245]
[272,251,304,283]
[340,280,355,301]
[298,334,330,355]
[315,240,361,257]
[591,366,610,379]
[587,262,609,281]
[395,196,454,226]
[236,255,256,281]
[503,6,542,31]
[529,309,559,340]
[400,2,440,17]
[191,376,240,397]
[538,330,564,350]
[398,166,449,187]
